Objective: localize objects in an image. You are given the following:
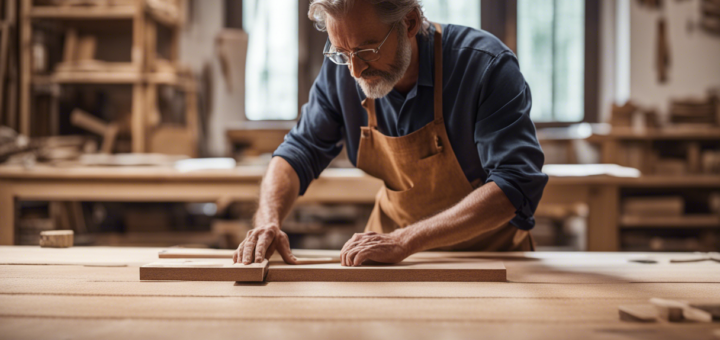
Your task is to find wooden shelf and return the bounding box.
[588,126,720,141]
[620,214,720,228]
[33,71,191,85]
[34,72,142,84]
[29,6,136,20]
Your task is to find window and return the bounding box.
[422,0,481,30]
[242,0,298,120]
[517,0,585,122]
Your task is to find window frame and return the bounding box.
[482,0,601,127]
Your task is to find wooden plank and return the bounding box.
[266,260,506,282]
[140,259,268,282]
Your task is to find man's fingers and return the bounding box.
[276,233,297,264]
[265,240,277,260]
[345,247,362,267]
[242,233,258,264]
[353,250,370,266]
[234,239,246,263]
[254,230,275,263]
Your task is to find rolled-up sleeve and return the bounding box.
[273,61,344,195]
[474,51,548,230]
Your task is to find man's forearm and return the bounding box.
[396,182,517,253]
[254,157,301,228]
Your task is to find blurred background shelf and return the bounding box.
[620,214,720,228]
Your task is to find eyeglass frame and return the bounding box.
[323,22,398,65]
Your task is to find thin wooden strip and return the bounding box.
[139,260,267,282]
[266,261,506,282]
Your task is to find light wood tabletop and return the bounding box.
[0,246,718,339]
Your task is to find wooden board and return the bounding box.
[157,248,340,264]
[266,260,506,282]
[158,248,234,258]
[139,259,268,282]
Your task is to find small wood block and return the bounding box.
[619,305,658,322]
[265,260,506,282]
[650,298,713,323]
[140,259,268,282]
[690,304,720,321]
[650,298,685,322]
[39,230,74,248]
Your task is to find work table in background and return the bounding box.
[2,163,720,250]
[0,246,719,339]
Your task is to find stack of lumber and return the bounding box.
[623,196,684,217]
[609,101,659,130]
[669,90,720,125]
[702,0,720,35]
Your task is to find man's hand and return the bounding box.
[233,224,297,265]
[340,231,412,266]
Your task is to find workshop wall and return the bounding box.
[630,0,720,118]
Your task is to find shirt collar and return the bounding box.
[416,23,436,88]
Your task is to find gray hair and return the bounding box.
[308,0,430,36]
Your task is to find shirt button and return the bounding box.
[398,128,405,135]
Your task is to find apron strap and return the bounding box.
[361,98,377,128]
[432,22,443,122]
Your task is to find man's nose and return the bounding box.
[349,55,368,78]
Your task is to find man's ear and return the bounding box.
[404,9,420,38]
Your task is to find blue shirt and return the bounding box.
[273,24,547,230]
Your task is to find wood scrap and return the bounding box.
[140,259,268,282]
[39,230,74,248]
[70,108,118,153]
[690,303,720,321]
[76,34,96,61]
[62,29,78,63]
[650,298,713,322]
[618,305,658,322]
[623,196,684,217]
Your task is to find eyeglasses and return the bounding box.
[323,22,397,65]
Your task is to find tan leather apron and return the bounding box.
[356,23,534,251]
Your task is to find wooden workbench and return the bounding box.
[0,246,718,339]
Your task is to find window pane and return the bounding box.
[518,0,555,122]
[518,0,584,122]
[422,0,481,30]
[243,0,298,120]
[553,0,584,122]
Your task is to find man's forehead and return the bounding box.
[326,14,389,49]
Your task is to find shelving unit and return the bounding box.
[577,127,720,251]
[19,0,197,155]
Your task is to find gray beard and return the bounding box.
[355,30,412,99]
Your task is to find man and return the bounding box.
[233,0,547,267]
